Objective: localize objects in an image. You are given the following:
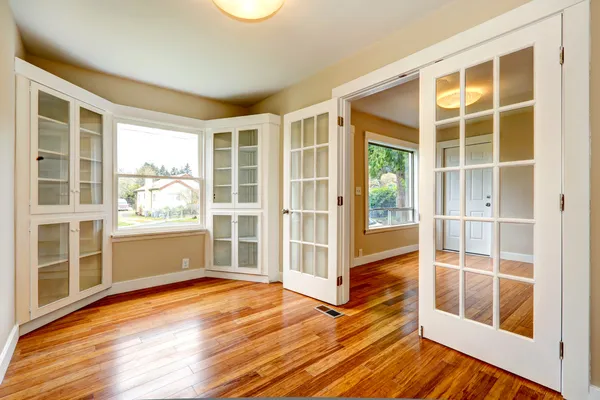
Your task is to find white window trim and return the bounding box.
[113,111,205,237]
[364,131,419,234]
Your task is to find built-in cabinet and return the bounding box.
[16,63,113,324]
[206,116,280,281]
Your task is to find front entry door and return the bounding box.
[282,99,340,305]
[421,15,562,390]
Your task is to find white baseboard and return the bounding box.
[589,385,600,400]
[500,251,534,263]
[108,268,207,295]
[0,325,19,384]
[205,270,270,283]
[353,244,419,267]
[20,289,110,336]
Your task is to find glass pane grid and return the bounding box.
[289,115,329,279]
[433,48,535,338]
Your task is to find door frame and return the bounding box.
[333,0,590,398]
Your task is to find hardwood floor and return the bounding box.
[0,251,560,399]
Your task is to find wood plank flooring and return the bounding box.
[0,251,561,399]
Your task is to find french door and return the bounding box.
[419,15,562,390]
[282,99,340,305]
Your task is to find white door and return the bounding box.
[283,99,340,305]
[421,15,562,390]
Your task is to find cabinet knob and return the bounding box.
[282,209,290,215]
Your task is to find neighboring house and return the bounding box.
[135,174,199,216]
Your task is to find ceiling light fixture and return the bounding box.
[213,0,285,21]
[437,89,483,109]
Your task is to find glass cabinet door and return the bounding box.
[79,219,104,291]
[237,214,259,271]
[34,86,73,212]
[213,132,233,206]
[36,222,70,308]
[237,129,259,206]
[78,105,104,209]
[213,214,233,268]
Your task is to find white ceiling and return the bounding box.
[352,78,420,128]
[10,0,453,107]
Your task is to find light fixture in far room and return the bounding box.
[437,88,483,109]
[213,0,285,21]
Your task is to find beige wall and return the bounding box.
[25,55,248,120]
[591,0,600,387]
[0,0,24,356]
[352,110,419,257]
[112,233,206,282]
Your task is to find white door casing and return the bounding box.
[419,14,562,391]
[282,99,340,305]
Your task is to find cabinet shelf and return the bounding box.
[214,167,231,171]
[239,237,258,243]
[39,178,68,183]
[80,250,102,259]
[214,184,232,188]
[80,181,102,184]
[38,255,69,269]
[39,149,68,158]
[239,165,257,170]
[80,157,102,162]
[215,147,232,151]
[239,183,258,187]
[39,115,68,126]
[80,127,102,136]
[239,146,258,152]
[214,238,232,242]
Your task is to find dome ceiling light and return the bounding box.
[437,88,484,109]
[213,0,285,21]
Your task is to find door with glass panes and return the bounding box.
[282,99,340,305]
[211,211,261,274]
[419,15,562,389]
[31,83,106,214]
[31,216,107,318]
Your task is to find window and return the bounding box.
[116,122,202,232]
[366,132,418,231]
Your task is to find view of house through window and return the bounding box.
[116,123,201,231]
[367,141,415,229]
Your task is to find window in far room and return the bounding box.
[116,122,203,232]
[366,132,418,231]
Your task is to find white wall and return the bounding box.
[0,0,24,354]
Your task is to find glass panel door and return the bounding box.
[79,220,103,291]
[236,214,260,272]
[419,15,562,389]
[236,128,259,207]
[78,105,104,209]
[36,222,70,308]
[33,85,73,213]
[282,99,339,305]
[213,131,233,207]
[213,214,233,268]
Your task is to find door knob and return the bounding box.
[282,209,290,215]
[486,203,491,207]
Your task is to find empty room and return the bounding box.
[0,0,596,399]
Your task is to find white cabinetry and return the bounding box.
[206,115,280,282]
[15,61,113,324]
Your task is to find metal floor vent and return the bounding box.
[315,305,344,318]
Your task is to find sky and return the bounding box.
[117,123,199,176]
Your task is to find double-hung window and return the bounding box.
[365,131,418,232]
[116,122,203,232]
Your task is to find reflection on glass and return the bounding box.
[465,115,493,166]
[435,266,459,315]
[37,222,70,307]
[315,247,328,279]
[436,71,461,121]
[500,107,534,162]
[464,272,493,326]
[435,219,459,266]
[500,223,534,279]
[238,129,259,204]
[238,215,258,269]
[213,215,232,267]
[500,278,534,338]
[38,91,70,207]
[79,220,103,291]
[500,165,534,219]
[80,107,103,205]
[465,60,493,114]
[436,171,460,217]
[465,221,493,270]
[500,47,534,107]
[213,131,232,204]
[436,122,459,168]
[465,168,493,217]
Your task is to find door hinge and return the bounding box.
[560,194,565,212]
[337,116,344,127]
[559,46,565,65]
[337,196,343,206]
[337,276,343,286]
[559,341,564,360]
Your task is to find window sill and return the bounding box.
[112,226,207,243]
[364,223,419,235]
